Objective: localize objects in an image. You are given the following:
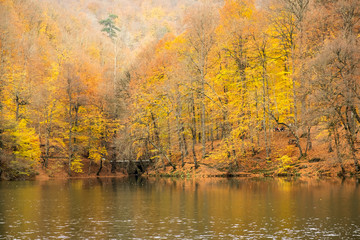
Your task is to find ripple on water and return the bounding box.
[1,178,360,239]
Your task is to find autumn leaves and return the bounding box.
[127,0,360,172]
[0,0,359,178]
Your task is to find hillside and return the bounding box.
[1,0,360,180]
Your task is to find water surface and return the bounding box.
[0,177,359,239]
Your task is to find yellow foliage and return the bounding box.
[71,156,83,173]
[148,7,166,20]
[11,119,41,162]
[277,155,295,174]
[210,139,236,163]
[89,147,107,164]
[87,44,101,60]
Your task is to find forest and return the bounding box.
[0,0,359,179]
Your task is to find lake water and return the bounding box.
[0,177,359,239]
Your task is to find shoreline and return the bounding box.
[29,161,359,181]
[2,148,360,181]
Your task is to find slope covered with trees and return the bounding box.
[0,0,359,179]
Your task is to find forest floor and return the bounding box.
[144,130,360,179]
[34,159,127,180]
[32,130,359,180]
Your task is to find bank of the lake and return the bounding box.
[50,133,360,179]
[1,132,359,181]
[144,158,360,179]
[32,156,360,181]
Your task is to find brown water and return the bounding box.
[0,177,359,239]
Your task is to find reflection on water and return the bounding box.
[0,177,359,239]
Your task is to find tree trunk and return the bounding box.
[111,152,117,173]
[291,44,298,127]
[210,123,214,150]
[191,131,198,168]
[305,126,312,154]
[175,107,185,167]
[145,136,150,160]
[190,95,198,168]
[262,63,270,159]
[44,103,54,168]
[96,158,103,176]
[67,77,73,176]
[114,39,117,89]
[150,112,160,146]
[201,99,206,158]
[175,88,188,158]
[88,160,92,175]
[334,126,345,176]
[167,116,172,157]
[183,131,188,157]
[346,107,360,172]
[177,128,185,167]
[15,94,20,121]
[255,87,260,147]
[339,106,360,173]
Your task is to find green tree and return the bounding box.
[99,14,120,41]
[99,14,120,93]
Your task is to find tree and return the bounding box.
[183,1,219,161]
[99,14,120,92]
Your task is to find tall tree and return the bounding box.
[184,1,219,161]
[99,14,120,99]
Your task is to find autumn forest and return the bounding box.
[0,0,360,179]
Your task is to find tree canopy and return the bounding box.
[1,0,359,179]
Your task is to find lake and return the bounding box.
[0,177,359,239]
